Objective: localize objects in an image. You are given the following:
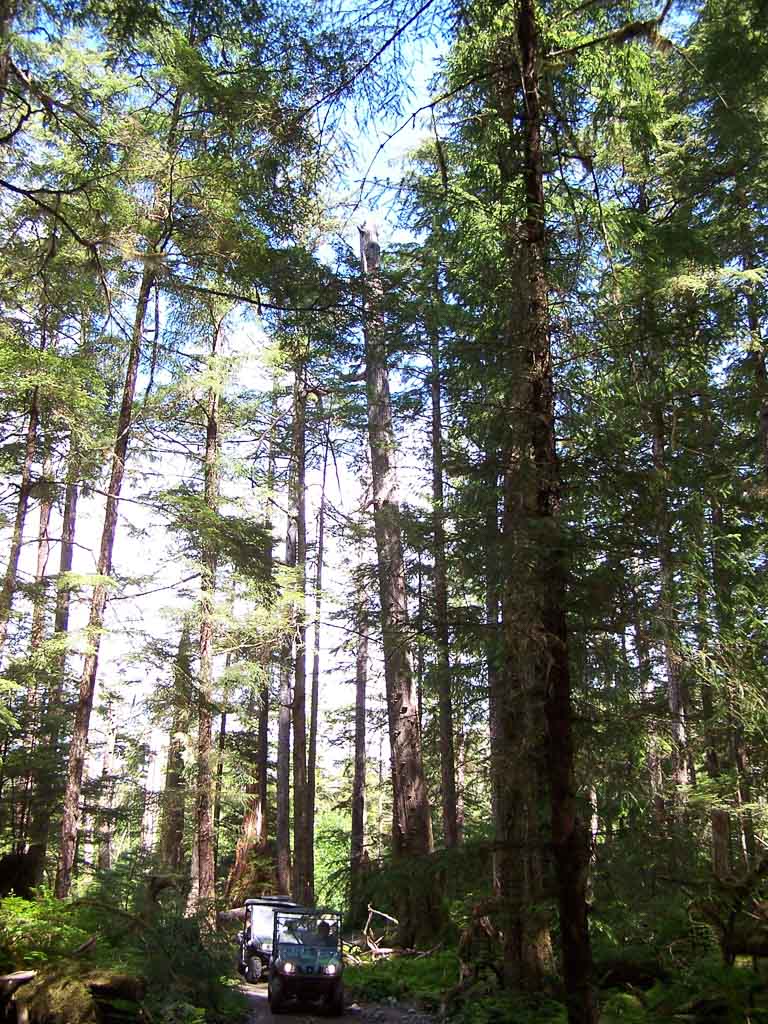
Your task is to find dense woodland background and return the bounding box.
[1,0,768,1021]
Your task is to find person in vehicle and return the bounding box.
[314,921,336,947]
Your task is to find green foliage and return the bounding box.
[0,678,21,731]
[345,950,459,1011]
[600,993,647,1023]
[449,993,566,1024]
[159,487,273,581]
[644,960,766,1022]
[0,893,93,970]
[314,807,352,910]
[0,891,246,1022]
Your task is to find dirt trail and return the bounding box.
[240,982,437,1024]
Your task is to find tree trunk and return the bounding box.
[194,317,223,923]
[18,457,53,847]
[158,622,191,872]
[485,467,502,889]
[226,679,269,900]
[213,711,227,870]
[429,318,459,848]
[276,386,300,896]
[350,572,369,921]
[27,454,79,877]
[0,0,18,115]
[359,221,433,871]
[276,663,292,894]
[736,185,768,479]
[0,390,39,660]
[651,404,691,794]
[225,393,278,895]
[711,809,731,882]
[187,834,199,914]
[97,716,116,871]
[290,373,311,905]
[710,498,755,867]
[520,0,594,1009]
[30,456,53,650]
[53,458,79,668]
[56,266,155,898]
[495,3,595,1016]
[360,221,436,944]
[307,435,329,901]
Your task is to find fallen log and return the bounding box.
[0,971,36,1012]
[217,906,246,926]
[11,966,145,1024]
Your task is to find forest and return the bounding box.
[0,0,767,1021]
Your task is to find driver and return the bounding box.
[314,921,336,948]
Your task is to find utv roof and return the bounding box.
[273,905,342,916]
[244,896,297,906]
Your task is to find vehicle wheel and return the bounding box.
[325,981,344,1017]
[268,976,284,1014]
[245,957,261,983]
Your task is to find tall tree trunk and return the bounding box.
[277,670,292,894]
[159,624,192,872]
[187,835,200,914]
[307,434,329,900]
[213,711,227,870]
[0,0,18,114]
[97,715,116,871]
[496,3,595,1017]
[710,498,755,867]
[226,679,270,900]
[53,458,79,669]
[276,380,301,896]
[651,404,691,794]
[226,393,278,895]
[736,185,768,479]
[350,573,369,922]
[429,319,459,848]
[359,222,433,870]
[0,390,39,660]
[18,457,53,846]
[30,456,53,649]
[291,374,311,905]
[56,266,155,898]
[485,466,502,889]
[27,455,79,877]
[360,220,435,946]
[195,317,223,922]
[140,737,160,854]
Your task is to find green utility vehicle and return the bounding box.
[267,907,344,1016]
[237,897,297,982]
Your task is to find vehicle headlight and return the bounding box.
[324,963,338,976]
[283,961,296,974]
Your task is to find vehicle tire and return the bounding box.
[325,981,344,1017]
[245,957,261,983]
[268,976,284,1014]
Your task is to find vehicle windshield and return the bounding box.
[274,911,341,960]
[247,905,277,939]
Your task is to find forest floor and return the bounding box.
[240,981,438,1024]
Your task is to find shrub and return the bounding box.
[345,950,460,1010]
[0,890,246,1022]
[449,993,566,1023]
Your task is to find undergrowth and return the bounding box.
[0,888,246,1023]
[345,947,768,1022]
[345,949,459,1009]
